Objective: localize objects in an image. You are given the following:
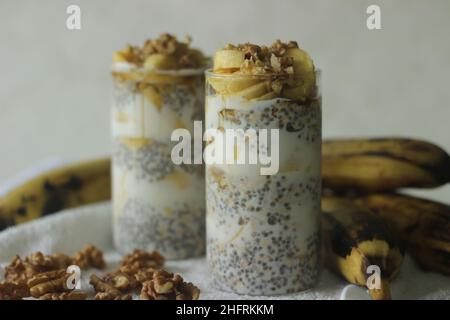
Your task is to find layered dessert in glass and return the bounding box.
[205,41,321,294]
[111,34,207,259]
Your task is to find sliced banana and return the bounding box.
[252,90,277,101]
[284,48,316,100]
[144,54,178,70]
[236,81,270,100]
[283,84,308,100]
[143,73,186,84]
[208,77,260,95]
[140,84,163,110]
[213,49,245,72]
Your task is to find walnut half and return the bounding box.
[0,281,30,300]
[89,273,137,300]
[72,244,106,269]
[140,269,200,300]
[118,249,165,275]
[27,269,71,298]
[39,291,87,300]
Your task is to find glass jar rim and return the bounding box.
[112,62,207,76]
[205,68,321,79]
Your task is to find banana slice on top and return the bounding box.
[212,49,268,97]
[213,49,245,72]
[284,47,316,100]
[144,53,178,70]
[237,81,271,100]
[208,77,261,95]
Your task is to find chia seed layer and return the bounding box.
[115,198,205,258]
[206,95,321,295]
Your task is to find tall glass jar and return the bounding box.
[205,70,322,295]
[112,67,205,259]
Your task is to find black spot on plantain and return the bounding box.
[65,176,83,190]
[361,255,399,279]
[322,211,404,258]
[42,192,66,216]
[436,249,450,268]
[427,212,450,243]
[41,176,83,216]
[404,221,420,235]
[16,206,27,216]
[413,247,450,275]
[0,212,14,231]
[322,212,357,257]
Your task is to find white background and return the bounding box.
[1,0,449,201]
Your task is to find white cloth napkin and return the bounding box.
[0,202,449,300]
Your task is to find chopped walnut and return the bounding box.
[118,249,165,275]
[4,252,72,284]
[271,40,288,57]
[89,274,120,295]
[90,274,135,300]
[72,244,106,269]
[27,269,71,298]
[94,291,132,300]
[1,245,111,300]
[134,268,156,284]
[26,252,73,271]
[0,281,30,300]
[103,271,140,292]
[4,255,31,283]
[39,291,87,300]
[140,269,200,300]
[4,246,105,286]
[241,43,263,60]
[142,33,181,56]
[114,33,207,69]
[220,40,298,75]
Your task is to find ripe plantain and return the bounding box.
[322,196,405,300]
[0,158,111,230]
[351,193,450,275]
[322,138,450,192]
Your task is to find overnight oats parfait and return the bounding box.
[205,41,321,295]
[111,34,208,259]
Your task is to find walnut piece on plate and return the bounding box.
[0,281,30,300]
[27,269,71,298]
[140,269,200,300]
[118,249,165,275]
[4,244,105,285]
[94,291,132,300]
[72,244,106,269]
[89,273,136,300]
[39,291,87,300]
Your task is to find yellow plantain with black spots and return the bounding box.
[322,138,450,192]
[351,193,450,275]
[321,196,405,300]
[0,158,110,230]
